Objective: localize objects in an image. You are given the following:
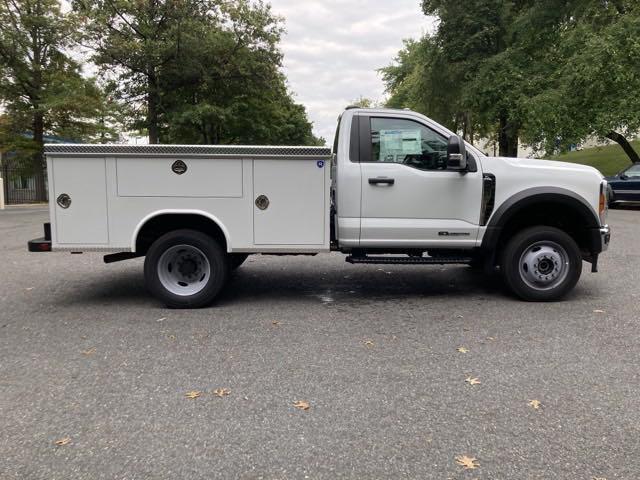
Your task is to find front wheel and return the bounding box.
[144,229,230,309]
[501,226,582,302]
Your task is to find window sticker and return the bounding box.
[379,129,422,162]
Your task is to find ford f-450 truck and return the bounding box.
[28,108,611,307]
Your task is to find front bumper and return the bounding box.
[600,225,611,252]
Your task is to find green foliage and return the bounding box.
[0,0,116,174]
[520,1,640,158]
[382,0,523,152]
[77,0,321,145]
[383,0,640,162]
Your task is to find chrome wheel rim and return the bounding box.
[518,241,569,291]
[157,245,210,296]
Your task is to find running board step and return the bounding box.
[346,256,473,265]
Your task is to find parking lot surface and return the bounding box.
[1,206,639,479]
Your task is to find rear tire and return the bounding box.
[501,226,582,302]
[144,229,230,309]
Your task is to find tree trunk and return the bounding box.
[33,111,47,202]
[147,89,160,144]
[498,114,519,157]
[147,67,160,144]
[606,131,640,164]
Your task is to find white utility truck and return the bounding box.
[29,108,611,307]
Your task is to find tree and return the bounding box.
[77,0,321,146]
[384,0,640,163]
[381,37,475,140]
[0,0,114,199]
[517,0,640,163]
[382,0,526,156]
[74,0,194,144]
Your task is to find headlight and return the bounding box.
[599,182,608,224]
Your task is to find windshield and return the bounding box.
[623,164,640,178]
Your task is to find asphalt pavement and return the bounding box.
[1,206,639,479]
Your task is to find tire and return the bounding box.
[501,226,582,302]
[144,229,230,309]
[230,253,250,270]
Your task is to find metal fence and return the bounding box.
[0,156,48,205]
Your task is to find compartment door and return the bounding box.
[253,160,326,245]
[53,158,109,245]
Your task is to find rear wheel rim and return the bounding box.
[157,245,211,296]
[518,241,570,291]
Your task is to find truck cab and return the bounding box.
[332,108,484,251]
[332,109,610,291]
[30,108,611,307]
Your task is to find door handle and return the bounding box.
[369,177,395,186]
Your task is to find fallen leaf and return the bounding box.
[457,347,469,354]
[81,348,96,356]
[156,317,166,322]
[529,399,542,410]
[293,400,310,411]
[185,391,202,399]
[214,388,231,398]
[363,340,375,348]
[54,437,71,446]
[272,321,281,326]
[487,337,496,341]
[456,455,480,469]
[25,287,34,291]
[456,314,464,319]
[593,309,606,314]
[465,377,481,386]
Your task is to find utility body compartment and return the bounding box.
[44,145,332,253]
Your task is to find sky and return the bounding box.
[267,0,436,144]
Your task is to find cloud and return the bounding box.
[269,0,436,143]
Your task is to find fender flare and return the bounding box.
[481,187,601,251]
[131,209,232,253]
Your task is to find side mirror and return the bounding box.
[447,135,467,171]
[620,174,629,180]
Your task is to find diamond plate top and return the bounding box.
[44,144,332,158]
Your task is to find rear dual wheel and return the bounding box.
[501,226,582,302]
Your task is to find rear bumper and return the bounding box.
[28,223,52,252]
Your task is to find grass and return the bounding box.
[550,139,640,176]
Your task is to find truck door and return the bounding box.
[358,115,483,248]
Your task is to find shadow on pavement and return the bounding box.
[49,263,513,308]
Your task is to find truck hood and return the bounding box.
[482,156,604,179]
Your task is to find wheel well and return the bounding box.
[135,214,228,255]
[495,201,593,257]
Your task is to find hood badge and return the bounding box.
[172,160,188,175]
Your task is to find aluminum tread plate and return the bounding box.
[45,144,332,158]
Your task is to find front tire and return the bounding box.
[501,226,582,302]
[144,229,230,309]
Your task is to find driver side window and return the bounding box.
[370,117,449,171]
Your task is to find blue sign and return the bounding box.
[317,160,325,169]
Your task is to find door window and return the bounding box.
[370,117,449,171]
